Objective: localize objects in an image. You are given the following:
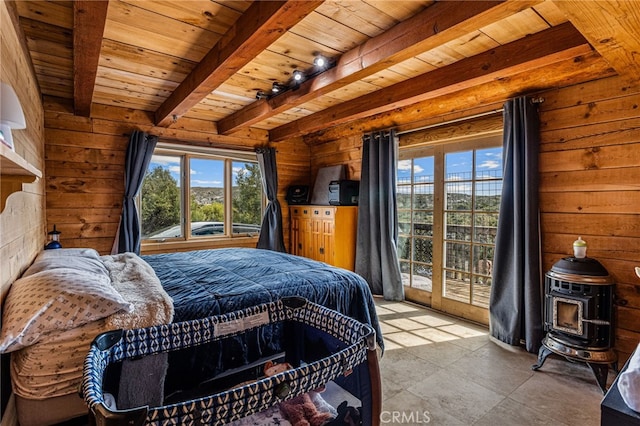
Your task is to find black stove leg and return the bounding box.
[587,363,610,394]
[532,345,553,371]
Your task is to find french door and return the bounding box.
[397,135,502,324]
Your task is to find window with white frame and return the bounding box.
[140,144,263,241]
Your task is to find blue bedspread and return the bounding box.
[142,247,383,349]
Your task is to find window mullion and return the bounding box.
[224,159,232,236]
[183,155,190,240]
[432,146,445,310]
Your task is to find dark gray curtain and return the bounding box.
[355,130,404,300]
[256,147,285,252]
[113,130,158,254]
[489,96,543,353]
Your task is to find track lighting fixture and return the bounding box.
[255,54,334,101]
[313,55,327,68]
[272,82,286,94]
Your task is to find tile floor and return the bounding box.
[375,298,611,425]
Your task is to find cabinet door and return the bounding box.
[320,216,335,264]
[290,208,301,256]
[309,207,333,264]
[333,207,357,270]
[299,208,313,259]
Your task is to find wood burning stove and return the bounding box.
[532,256,616,393]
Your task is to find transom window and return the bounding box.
[140,144,263,242]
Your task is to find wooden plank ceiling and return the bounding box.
[13,0,640,143]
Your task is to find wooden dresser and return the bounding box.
[290,205,358,271]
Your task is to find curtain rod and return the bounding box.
[396,97,544,136]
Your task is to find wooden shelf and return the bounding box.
[1,144,42,212]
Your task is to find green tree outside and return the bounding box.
[232,162,262,225]
[141,161,263,237]
[191,197,224,222]
[140,166,180,236]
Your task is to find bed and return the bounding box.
[0,247,382,425]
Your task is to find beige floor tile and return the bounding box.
[374,298,607,425]
[384,317,430,331]
[406,341,472,368]
[447,334,489,351]
[406,369,505,424]
[381,376,405,402]
[509,368,603,425]
[379,348,441,388]
[409,313,458,328]
[437,323,488,339]
[379,321,402,334]
[378,302,423,314]
[448,349,535,396]
[410,327,461,343]
[382,390,465,425]
[384,331,433,347]
[474,397,570,426]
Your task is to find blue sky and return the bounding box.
[397,147,502,192]
[149,155,250,188]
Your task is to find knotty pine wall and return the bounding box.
[43,97,298,255]
[0,1,45,301]
[303,74,640,363]
[538,75,640,363]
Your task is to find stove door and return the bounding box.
[552,296,585,336]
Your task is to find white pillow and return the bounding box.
[0,268,133,353]
[22,248,109,278]
[36,248,101,260]
[22,256,109,278]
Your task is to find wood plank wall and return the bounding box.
[538,75,640,364]
[1,1,46,418]
[43,98,272,255]
[0,1,45,301]
[275,136,312,252]
[302,74,640,364]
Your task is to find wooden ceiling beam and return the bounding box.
[303,52,615,144]
[269,22,592,142]
[154,0,323,127]
[550,0,640,87]
[73,0,109,117]
[218,0,544,135]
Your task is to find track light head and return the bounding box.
[313,55,327,68]
[272,82,285,94]
[255,91,268,100]
[293,70,304,82]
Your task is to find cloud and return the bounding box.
[151,156,178,166]
[398,160,412,171]
[192,179,222,186]
[169,165,180,174]
[478,160,500,169]
[398,160,425,174]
